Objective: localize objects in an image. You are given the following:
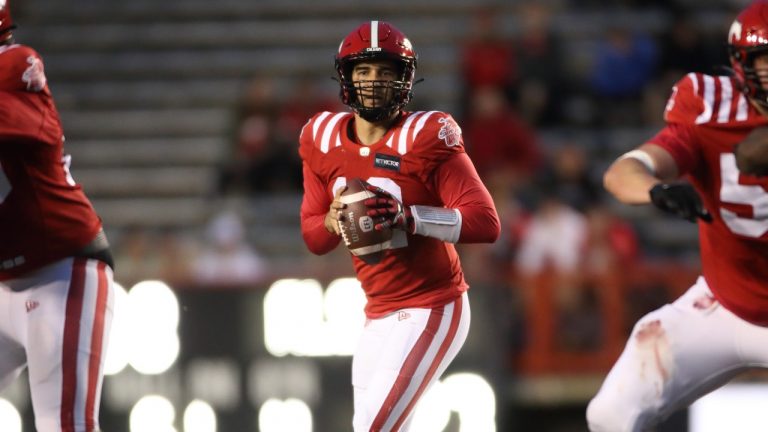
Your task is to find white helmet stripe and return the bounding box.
[371,20,379,48]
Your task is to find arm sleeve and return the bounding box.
[300,163,341,254]
[432,152,500,243]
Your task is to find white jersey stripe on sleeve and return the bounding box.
[320,113,347,153]
[312,111,331,142]
[411,111,436,148]
[736,92,749,121]
[398,111,422,155]
[385,135,394,148]
[695,75,715,124]
[688,72,698,95]
[717,77,733,123]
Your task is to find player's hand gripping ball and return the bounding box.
[338,178,393,264]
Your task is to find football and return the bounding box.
[338,178,393,264]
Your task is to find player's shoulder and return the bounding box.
[388,110,464,156]
[664,72,756,126]
[299,110,353,157]
[0,44,40,62]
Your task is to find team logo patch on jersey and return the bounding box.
[22,56,47,92]
[25,300,39,313]
[438,117,461,148]
[374,153,401,172]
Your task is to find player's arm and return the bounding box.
[604,142,711,222]
[734,127,768,176]
[365,152,500,243]
[430,152,500,243]
[300,164,342,255]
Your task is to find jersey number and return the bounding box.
[720,154,768,238]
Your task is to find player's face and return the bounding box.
[351,60,397,108]
[754,54,768,91]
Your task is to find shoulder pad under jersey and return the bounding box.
[299,111,352,160]
[0,44,47,92]
[388,111,465,158]
[664,73,752,126]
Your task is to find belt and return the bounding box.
[75,229,115,270]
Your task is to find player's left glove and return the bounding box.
[363,185,414,232]
[649,182,713,223]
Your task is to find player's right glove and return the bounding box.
[649,183,713,223]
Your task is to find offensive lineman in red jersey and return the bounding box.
[0,2,114,431]
[299,21,499,431]
[587,2,768,431]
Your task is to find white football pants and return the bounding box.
[352,292,470,432]
[0,257,114,432]
[587,276,768,432]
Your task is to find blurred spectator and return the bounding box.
[463,85,541,189]
[583,203,640,274]
[533,142,603,212]
[658,14,715,79]
[459,6,517,118]
[192,209,267,286]
[218,76,279,195]
[589,27,658,126]
[513,2,566,126]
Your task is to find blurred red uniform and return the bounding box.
[0,5,114,431]
[588,3,768,431]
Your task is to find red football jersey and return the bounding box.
[0,44,102,280]
[300,110,498,318]
[650,72,768,325]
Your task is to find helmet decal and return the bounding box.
[729,20,742,43]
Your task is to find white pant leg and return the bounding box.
[7,258,114,432]
[352,292,470,432]
[0,284,26,391]
[587,276,768,432]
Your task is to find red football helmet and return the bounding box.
[335,21,417,122]
[0,0,14,42]
[728,0,768,110]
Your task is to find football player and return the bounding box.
[299,21,500,431]
[0,2,114,431]
[587,2,768,431]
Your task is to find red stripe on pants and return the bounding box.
[61,258,87,431]
[392,296,463,430]
[370,306,444,431]
[85,262,108,431]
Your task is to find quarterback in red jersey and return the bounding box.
[0,3,114,431]
[300,21,499,431]
[588,2,768,431]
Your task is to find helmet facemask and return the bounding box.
[336,55,416,122]
[730,45,768,111]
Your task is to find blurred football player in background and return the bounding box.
[0,2,114,431]
[587,2,768,430]
[299,21,500,431]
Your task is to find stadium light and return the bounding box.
[258,398,313,432]
[127,280,180,374]
[184,399,217,432]
[130,395,177,432]
[263,278,366,357]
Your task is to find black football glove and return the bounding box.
[363,185,414,232]
[649,183,712,223]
